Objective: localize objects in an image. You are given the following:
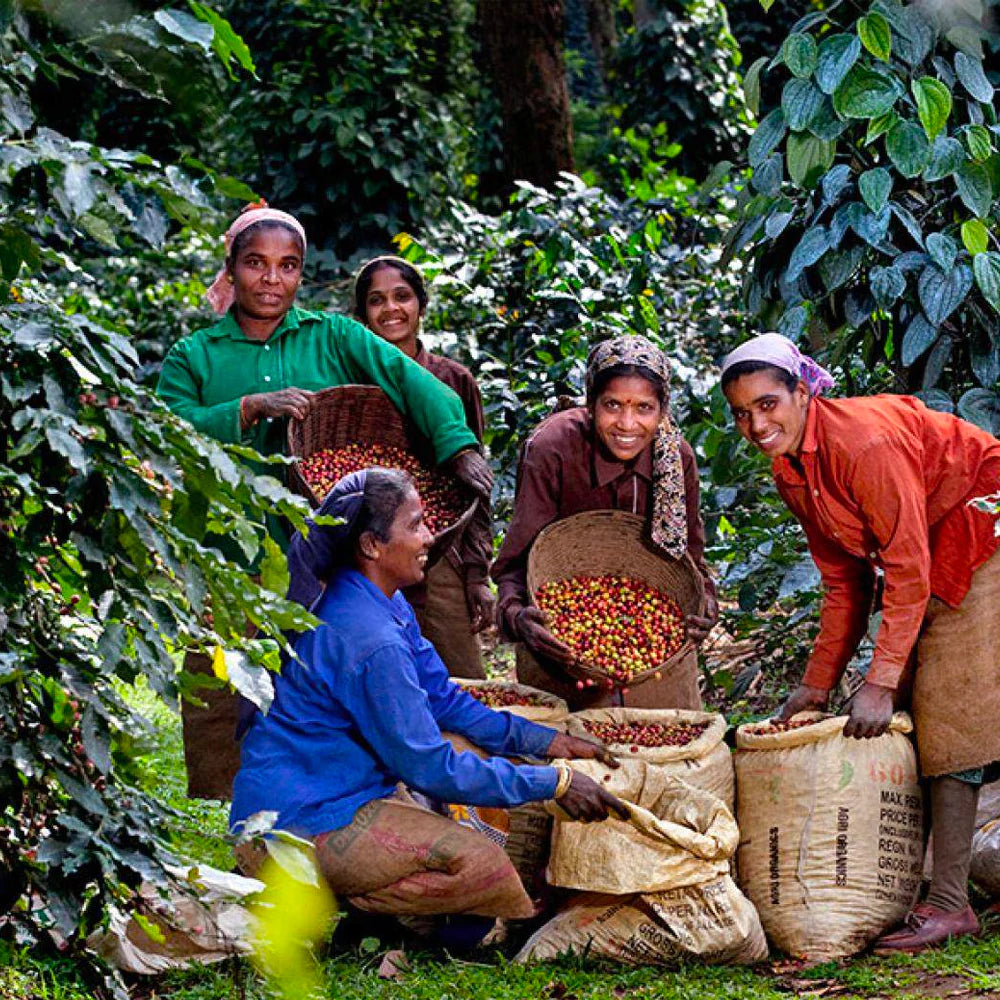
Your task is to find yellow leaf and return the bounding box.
[211,645,228,682]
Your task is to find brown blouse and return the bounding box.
[491,407,714,638]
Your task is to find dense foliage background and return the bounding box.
[1,0,999,989]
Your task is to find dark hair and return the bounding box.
[720,360,799,393]
[227,219,305,264]
[588,363,668,408]
[349,466,414,556]
[353,258,428,319]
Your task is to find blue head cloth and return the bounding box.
[286,469,369,610]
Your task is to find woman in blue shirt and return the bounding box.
[232,467,624,920]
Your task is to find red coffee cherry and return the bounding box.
[579,718,710,748]
[464,684,549,709]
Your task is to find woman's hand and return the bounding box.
[546,732,620,768]
[843,681,894,739]
[557,771,630,822]
[685,591,719,645]
[448,449,493,501]
[778,683,829,721]
[514,606,576,668]
[465,581,496,634]
[242,388,314,427]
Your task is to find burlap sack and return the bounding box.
[547,759,738,894]
[971,817,1000,897]
[456,679,569,725]
[565,708,733,809]
[734,712,924,960]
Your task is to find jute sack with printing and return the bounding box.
[547,759,737,894]
[734,712,924,960]
[454,680,569,725]
[564,708,733,810]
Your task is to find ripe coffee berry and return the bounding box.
[580,719,709,749]
[535,575,686,682]
[299,442,466,535]
[464,684,550,709]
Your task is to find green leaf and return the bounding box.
[743,57,769,116]
[963,125,993,162]
[833,67,899,119]
[808,100,849,140]
[902,313,939,364]
[154,9,214,51]
[187,0,256,79]
[787,226,831,280]
[816,34,861,95]
[958,388,1000,434]
[865,111,899,145]
[918,263,973,325]
[782,79,825,131]
[874,2,932,66]
[973,252,1000,312]
[886,122,930,178]
[818,245,865,291]
[924,136,967,182]
[923,335,953,388]
[782,33,818,78]
[858,168,892,213]
[870,265,906,308]
[786,133,836,187]
[916,388,954,412]
[912,78,952,141]
[955,162,993,218]
[925,232,958,273]
[858,13,892,61]
[752,154,783,196]
[748,109,787,168]
[760,0,775,12]
[962,219,990,256]
[970,328,1000,387]
[954,52,994,103]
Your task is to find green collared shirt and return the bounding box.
[156,307,477,465]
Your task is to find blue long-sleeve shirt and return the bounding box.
[230,569,560,837]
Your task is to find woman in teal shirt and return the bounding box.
[156,203,492,798]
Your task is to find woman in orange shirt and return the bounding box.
[722,333,1000,954]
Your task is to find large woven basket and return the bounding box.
[526,509,705,690]
[286,384,477,554]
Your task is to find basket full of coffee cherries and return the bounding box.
[287,385,477,556]
[527,510,705,694]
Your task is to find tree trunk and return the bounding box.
[477,0,574,193]
[584,0,617,83]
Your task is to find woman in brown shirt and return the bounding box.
[492,336,718,710]
[354,256,493,679]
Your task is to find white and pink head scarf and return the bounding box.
[205,201,308,315]
[721,332,835,396]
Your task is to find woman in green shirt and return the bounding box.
[156,202,492,799]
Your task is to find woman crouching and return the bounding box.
[231,467,625,922]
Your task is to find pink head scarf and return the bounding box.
[205,201,308,315]
[721,332,835,396]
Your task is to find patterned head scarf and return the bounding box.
[285,470,368,611]
[585,336,688,559]
[205,200,307,315]
[721,332,834,396]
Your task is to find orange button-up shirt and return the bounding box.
[773,395,1000,691]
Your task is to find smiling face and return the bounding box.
[367,487,433,593]
[363,265,423,356]
[723,369,811,458]
[592,374,663,463]
[228,226,303,323]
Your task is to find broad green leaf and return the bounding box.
[816,34,861,95]
[833,67,899,119]
[963,125,993,162]
[154,9,214,51]
[973,252,1000,312]
[858,13,892,61]
[786,133,836,187]
[752,155,783,196]
[955,162,993,217]
[787,226,831,280]
[925,232,958,273]
[61,163,98,217]
[958,388,1000,433]
[858,168,892,213]
[187,0,257,79]
[871,265,906,307]
[782,79,825,130]
[970,328,1000,387]
[845,287,876,327]
[748,109,787,168]
[918,263,973,325]
[885,122,930,178]
[743,57,769,116]
[782,33,818,78]
[856,206,891,246]
[875,1,932,66]
[924,135,967,181]
[923,334,953,388]
[808,100,849,140]
[765,210,795,239]
[821,163,853,207]
[760,0,775,12]
[912,78,951,141]
[865,111,899,145]
[954,51,994,103]
[962,219,990,256]
[818,244,865,290]
[916,389,954,413]
[902,313,939,364]
[777,305,809,339]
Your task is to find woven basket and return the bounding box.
[286,384,477,554]
[526,509,705,690]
